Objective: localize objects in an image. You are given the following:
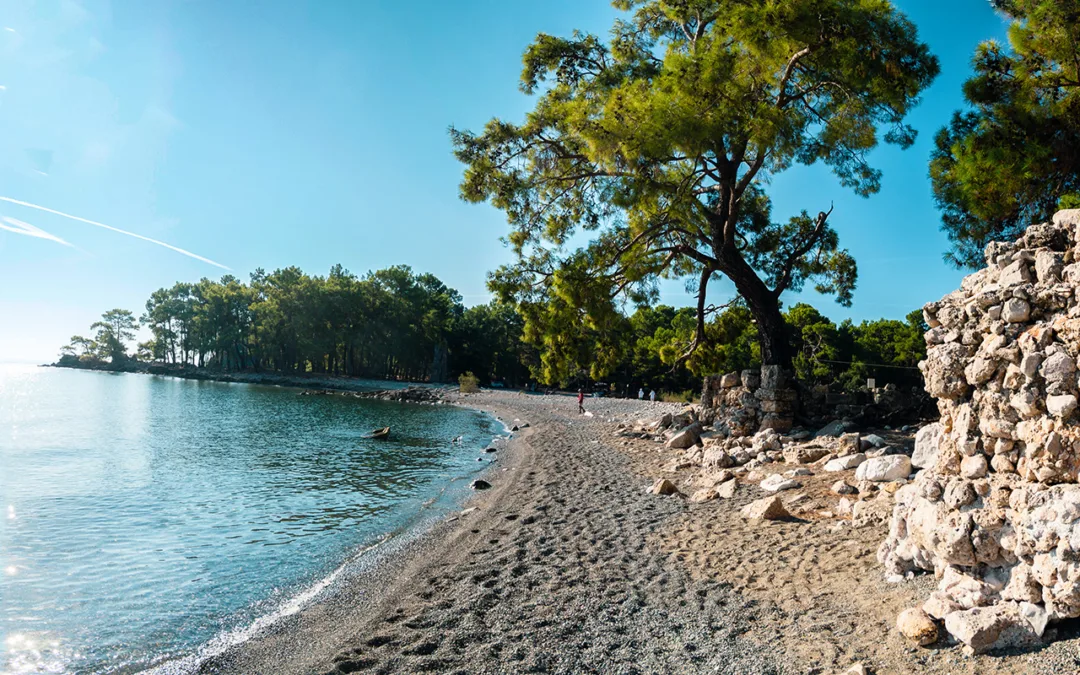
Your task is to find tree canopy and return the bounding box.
[930,0,1080,268]
[454,0,938,374]
[90,309,137,365]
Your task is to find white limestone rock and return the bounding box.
[759,474,801,492]
[912,423,942,469]
[824,453,866,472]
[855,455,911,482]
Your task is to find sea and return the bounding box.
[0,364,504,674]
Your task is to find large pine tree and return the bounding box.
[454,0,938,379]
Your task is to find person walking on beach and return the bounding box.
[577,389,585,414]
[638,387,645,400]
[649,389,656,402]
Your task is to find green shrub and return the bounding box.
[660,390,696,404]
[1060,194,1080,211]
[459,371,480,393]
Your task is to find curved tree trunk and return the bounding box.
[718,251,794,372]
[714,250,799,432]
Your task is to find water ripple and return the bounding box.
[0,366,499,674]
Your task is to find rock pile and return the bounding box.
[628,402,914,527]
[878,209,1080,653]
[303,386,450,404]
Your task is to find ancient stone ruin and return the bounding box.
[879,209,1080,654]
[702,366,931,437]
[701,365,798,434]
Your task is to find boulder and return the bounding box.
[815,420,852,438]
[702,447,734,469]
[944,603,1042,655]
[837,433,861,456]
[760,474,801,492]
[648,478,680,496]
[666,425,702,450]
[923,592,962,620]
[1002,298,1031,323]
[861,434,887,450]
[783,444,830,465]
[959,454,988,479]
[720,372,740,388]
[824,453,866,472]
[855,455,911,482]
[471,479,492,490]
[832,480,857,495]
[852,497,893,528]
[999,259,1032,286]
[911,423,943,469]
[1053,208,1080,227]
[1040,351,1076,384]
[671,409,696,429]
[689,488,717,503]
[1047,394,1078,418]
[709,469,736,485]
[715,478,738,499]
[740,496,791,521]
[837,497,854,516]
[751,428,783,452]
[896,607,938,646]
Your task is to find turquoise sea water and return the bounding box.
[0,365,501,674]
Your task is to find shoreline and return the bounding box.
[131,398,516,675]
[191,399,535,673]
[187,397,531,675]
[182,391,1080,675]
[192,392,785,675]
[46,361,452,395]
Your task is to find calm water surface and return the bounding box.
[0,365,502,674]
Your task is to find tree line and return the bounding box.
[58,265,531,386]
[58,264,924,398]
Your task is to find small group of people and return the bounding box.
[575,385,656,415]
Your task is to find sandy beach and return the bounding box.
[197,391,1080,675]
[197,392,778,674]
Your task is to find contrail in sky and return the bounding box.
[0,195,231,270]
[0,216,73,247]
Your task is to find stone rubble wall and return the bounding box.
[878,209,1080,653]
[701,365,797,434]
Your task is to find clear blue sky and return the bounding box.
[0,0,1007,363]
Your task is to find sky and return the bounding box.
[0,0,1009,363]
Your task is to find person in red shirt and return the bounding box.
[577,389,585,414]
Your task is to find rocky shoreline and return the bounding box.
[299,386,452,404]
[196,393,786,674]
[186,389,1080,675]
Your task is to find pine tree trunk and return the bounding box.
[718,252,793,372]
